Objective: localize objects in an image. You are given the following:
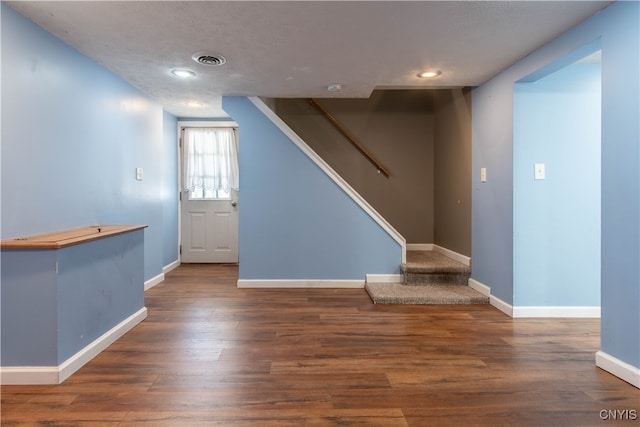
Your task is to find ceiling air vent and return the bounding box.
[192,52,227,66]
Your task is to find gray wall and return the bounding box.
[433,89,472,256]
[275,89,471,253]
[275,90,435,244]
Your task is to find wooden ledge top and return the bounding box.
[1,225,147,249]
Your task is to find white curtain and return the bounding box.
[183,127,239,198]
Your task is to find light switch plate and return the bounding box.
[534,163,545,180]
[480,167,487,183]
[136,167,143,181]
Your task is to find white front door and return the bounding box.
[180,124,239,263]
[181,191,238,263]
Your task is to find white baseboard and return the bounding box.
[490,294,514,316]
[1,307,147,385]
[513,306,600,318]
[405,244,471,267]
[596,351,640,388]
[468,278,600,319]
[144,272,165,291]
[365,274,404,284]
[468,278,491,296]
[163,259,181,274]
[145,260,180,291]
[406,243,434,251]
[469,277,513,315]
[433,245,471,267]
[237,279,364,288]
[0,366,60,385]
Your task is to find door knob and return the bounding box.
[231,201,237,207]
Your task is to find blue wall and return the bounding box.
[514,61,601,306]
[1,4,179,281]
[222,97,402,280]
[472,1,639,369]
[1,250,58,365]
[2,230,145,366]
[162,111,179,267]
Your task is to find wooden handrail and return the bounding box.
[308,98,391,178]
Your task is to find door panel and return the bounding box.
[182,197,238,263]
[189,212,206,250]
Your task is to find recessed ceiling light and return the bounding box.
[185,100,205,108]
[327,83,342,92]
[171,69,196,78]
[418,70,442,78]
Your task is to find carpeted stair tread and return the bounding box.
[365,282,489,305]
[402,251,470,274]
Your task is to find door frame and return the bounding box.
[177,120,239,263]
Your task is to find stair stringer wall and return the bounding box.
[274,94,436,245]
[222,96,405,284]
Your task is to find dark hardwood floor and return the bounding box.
[2,264,638,426]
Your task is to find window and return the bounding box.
[183,127,239,200]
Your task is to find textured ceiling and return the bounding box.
[7,1,610,117]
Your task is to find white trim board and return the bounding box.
[365,274,404,284]
[237,279,364,289]
[405,244,470,267]
[144,272,165,291]
[433,245,470,267]
[1,307,147,385]
[146,260,182,291]
[596,351,640,389]
[468,277,514,316]
[163,259,181,274]
[468,278,601,318]
[513,306,600,318]
[490,295,514,317]
[468,278,491,296]
[468,278,514,316]
[406,243,433,251]
[249,96,406,264]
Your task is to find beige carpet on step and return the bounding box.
[365,282,489,304]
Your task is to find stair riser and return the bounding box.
[404,273,469,286]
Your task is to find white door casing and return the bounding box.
[179,121,239,263]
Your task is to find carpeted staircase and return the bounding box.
[365,250,489,304]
